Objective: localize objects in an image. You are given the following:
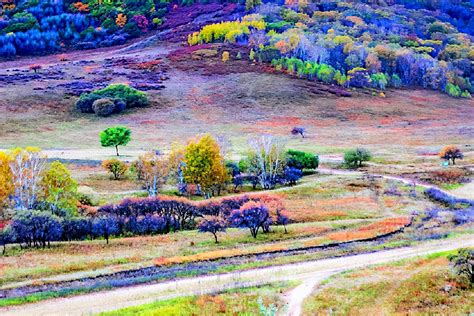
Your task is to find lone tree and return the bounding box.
[100,126,131,156]
[439,145,463,165]
[198,216,227,243]
[344,148,372,168]
[291,127,305,138]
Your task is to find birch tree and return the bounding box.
[247,135,286,189]
[136,152,169,197]
[9,147,46,210]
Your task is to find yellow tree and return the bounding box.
[0,151,13,218]
[40,161,78,216]
[168,142,186,189]
[183,134,230,197]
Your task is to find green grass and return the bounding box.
[99,282,296,316]
[439,182,464,190]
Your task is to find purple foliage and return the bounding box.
[198,216,227,243]
[229,203,270,238]
[284,167,303,186]
[424,188,474,208]
[453,208,474,225]
[291,127,305,138]
[92,216,119,244]
[10,211,63,248]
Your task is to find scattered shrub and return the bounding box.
[286,150,319,170]
[448,249,474,284]
[198,216,227,243]
[432,168,466,184]
[94,84,149,108]
[344,148,372,168]
[291,127,305,138]
[102,159,128,180]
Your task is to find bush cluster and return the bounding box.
[76,84,148,116]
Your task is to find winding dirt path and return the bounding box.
[318,167,474,200]
[1,236,472,316]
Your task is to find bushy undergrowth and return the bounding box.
[76,84,148,115]
[0,0,169,58]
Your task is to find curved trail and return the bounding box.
[318,167,473,200]
[1,236,472,316]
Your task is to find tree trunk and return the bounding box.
[115,145,119,156]
[213,233,218,243]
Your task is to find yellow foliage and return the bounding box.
[116,13,127,28]
[346,15,365,26]
[334,35,353,45]
[183,134,230,196]
[222,51,230,62]
[0,151,13,212]
[190,15,265,45]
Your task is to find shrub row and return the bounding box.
[424,188,474,208]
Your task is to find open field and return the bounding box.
[303,250,474,315]
[1,171,438,287]
[1,40,473,166]
[1,236,472,316]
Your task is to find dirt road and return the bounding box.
[1,235,472,316]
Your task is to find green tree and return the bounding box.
[286,150,319,170]
[448,249,473,284]
[100,126,131,156]
[183,134,230,197]
[40,161,78,216]
[344,148,372,168]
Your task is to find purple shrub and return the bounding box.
[198,216,227,243]
[453,208,474,225]
[229,202,270,238]
[92,216,119,244]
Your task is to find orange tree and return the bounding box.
[183,134,230,197]
[439,145,463,165]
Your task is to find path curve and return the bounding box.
[318,168,473,200]
[1,236,472,316]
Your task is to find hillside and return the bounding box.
[0,0,473,98]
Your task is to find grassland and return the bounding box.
[302,251,474,315]
[1,173,427,287]
[99,281,296,316]
[0,41,473,167]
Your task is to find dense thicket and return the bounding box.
[188,1,473,97]
[0,0,168,57]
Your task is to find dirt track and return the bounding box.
[1,235,472,316]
